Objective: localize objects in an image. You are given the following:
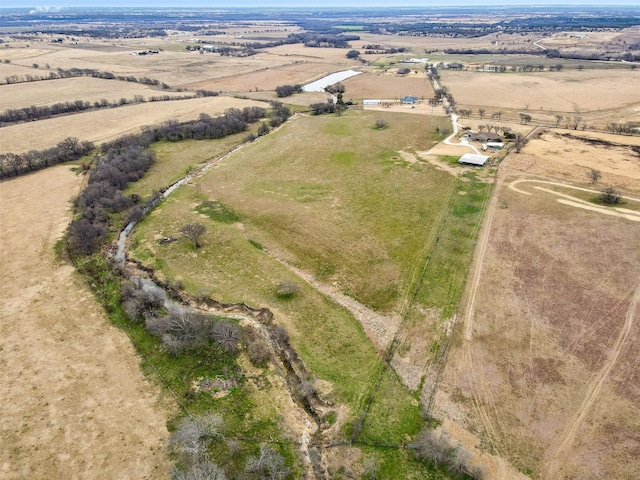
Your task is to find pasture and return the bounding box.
[342,71,435,101]
[436,132,640,479]
[441,68,640,127]
[0,76,189,111]
[0,96,265,153]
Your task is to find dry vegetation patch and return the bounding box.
[441,69,640,124]
[342,71,434,100]
[439,156,640,479]
[0,96,265,153]
[0,76,188,111]
[0,166,170,480]
[514,131,640,193]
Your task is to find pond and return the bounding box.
[302,69,362,92]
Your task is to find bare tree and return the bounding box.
[491,111,502,120]
[587,168,602,185]
[210,320,242,354]
[478,108,485,119]
[245,445,289,480]
[171,460,227,480]
[374,119,388,129]
[514,133,528,153]
[180,223,206,249]
[555,114,564,128]
[519,113,532,124]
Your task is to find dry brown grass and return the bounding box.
[182,61,339,92]
[441,69,640,125]
[341,71,435,100]
[0,96,265,153]
[436,138,640,479]
[0,166,171,480]
[513,130,640,194]
[0,76,189,110]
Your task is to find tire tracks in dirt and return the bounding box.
[545,280,640,478]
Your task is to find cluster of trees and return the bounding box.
[285,32,360,48]
[309,101,337,116]
[170,411,289,480]
[143,107,267,142]
[361,44,407,54]
[0,137,93,179]
[275,84,302,98]
[606,122,640,135]
[68,141,156,255]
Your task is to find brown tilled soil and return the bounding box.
[0,166,171,480]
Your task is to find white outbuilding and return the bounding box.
[458,153,490,166]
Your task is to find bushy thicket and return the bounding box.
[275,84,302,98]
[309,101,336,115]
[0,137,94,179]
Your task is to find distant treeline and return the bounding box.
[0,90,217,126]
[2,67,171,89]
[442,47,640,62]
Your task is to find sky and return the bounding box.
[2,1,640,8]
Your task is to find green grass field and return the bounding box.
[125,132,250,199]
[128,109,487,478]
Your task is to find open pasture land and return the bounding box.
[441,68,640,126]
[0,96,265,154]
[0,76,189,111]
[182,61,341,93]
[341,71,435,101]
[0,166,170,480]
[127,108,494,477]
[129,185,427,478]
[197,110,451,313]
[357,31,543,56]
[516,130,640,193]
[436,137,640,478]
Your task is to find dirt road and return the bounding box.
[0,166,170,479]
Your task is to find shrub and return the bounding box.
[599,186,622,204]
[276,280,299,298]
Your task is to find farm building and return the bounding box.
[201,45,218,52]
[482,142,504,151]
[363,99,381,106]
[468,132,501,142]
[400,95,419,104]
[458,153,489,166]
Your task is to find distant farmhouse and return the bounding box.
[400,95,420,104]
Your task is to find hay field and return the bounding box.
[0,77,189,110]
[436,137,640,479]
[342,71,434,100]
[0,166,170,480]
[516,130,640,193]
[441,69,640,123]
[0,96,265,153]
[182,61,338,92]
